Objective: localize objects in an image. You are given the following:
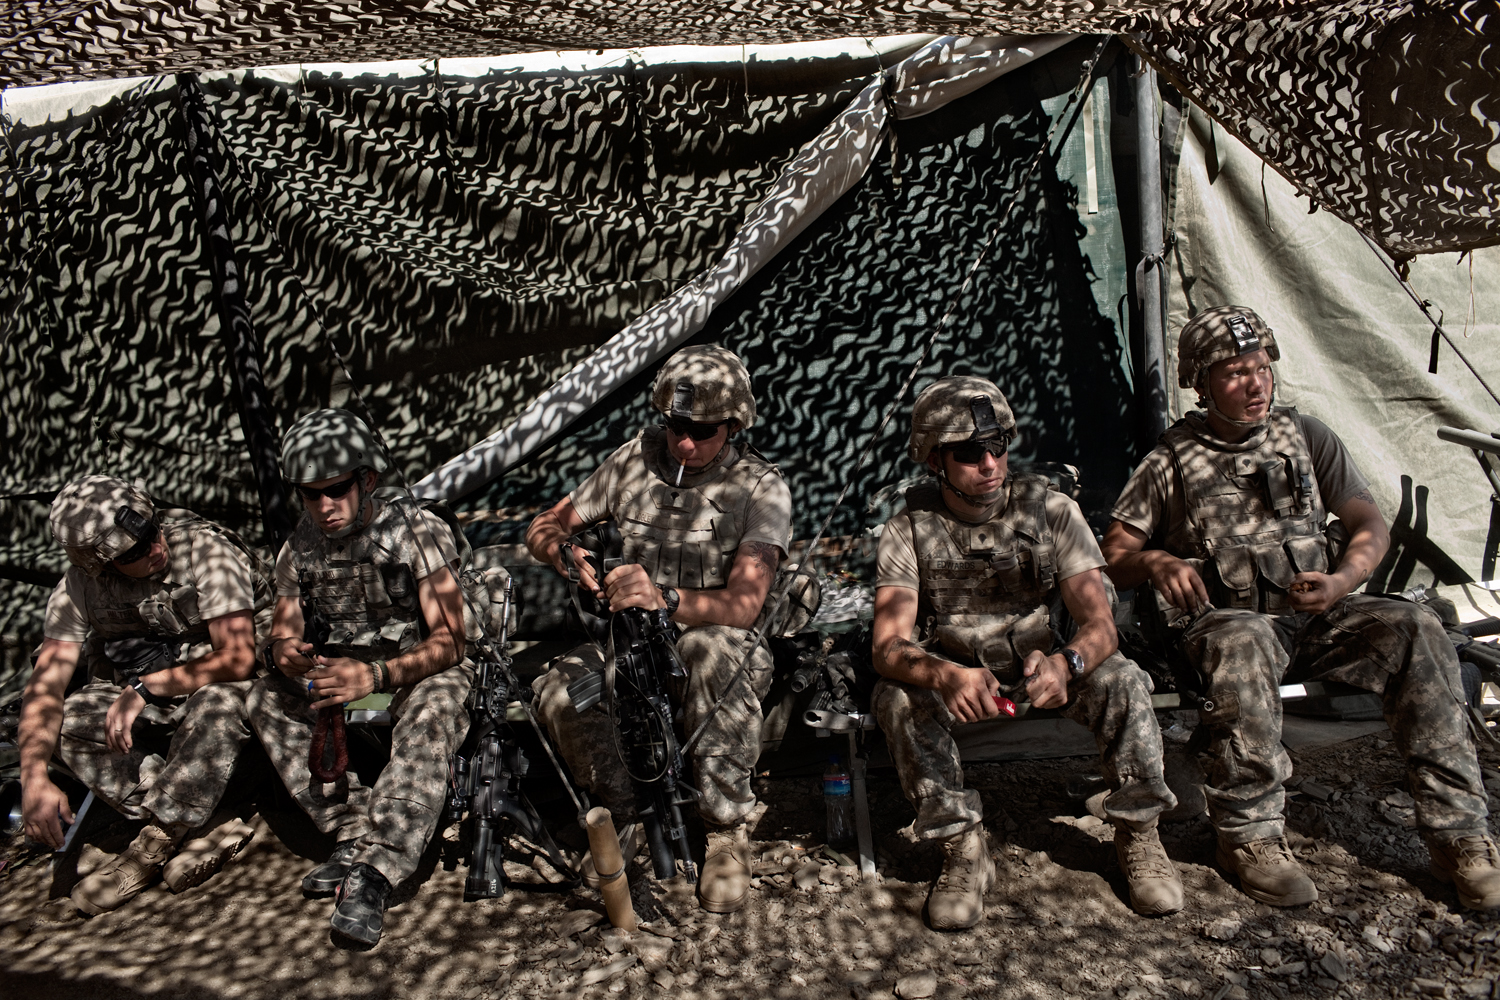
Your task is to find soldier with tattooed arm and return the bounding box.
[872,377,1183,929]
[1102,306,1500,909]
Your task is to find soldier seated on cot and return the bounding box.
[1102,305,1500,910]
[527,344,798,915]
[19,475,271,915]
[252,409,471,947]
[871,376,1184,929]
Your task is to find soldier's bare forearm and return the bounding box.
[876,636,955,688]
[384,629,461,688]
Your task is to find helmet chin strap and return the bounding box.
[937,467,1005,508]
[1199,369,1276,431]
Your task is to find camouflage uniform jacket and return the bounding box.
[79,513,273,678]
[1161,406,1330,614]
[284,496,449,662]
[907,473,1058,682]
[615,426,784,603]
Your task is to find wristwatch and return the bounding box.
[658,585,681,618]
[1060,647,1087,680]
[128,675,173,708]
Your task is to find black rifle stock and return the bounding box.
[447,577,571,899]
[566,521,699,883]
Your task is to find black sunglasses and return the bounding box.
[944,439,1009,465]
[113,519,159,567]
[665,417,727,441]
[295,475,360,503]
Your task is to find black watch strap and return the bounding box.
[129,675,173,707]
[658,585,680,617]
[1061,647,1087,679]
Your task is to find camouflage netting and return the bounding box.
[0,38,1132,694]
[3,2,1497,258]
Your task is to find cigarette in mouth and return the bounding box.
[675,460,686,486]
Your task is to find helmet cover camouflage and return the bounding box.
[908,376,1016,464]
[1177,306,1280,390]
[280,408,390,484]
[50,475,156,577]
[650,344,756,429]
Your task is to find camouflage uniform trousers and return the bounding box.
[1181,594,1486,844]
[246,661,475,887]
[874,652,1177,840]
[533,624,775,827]
[57,676,256,831]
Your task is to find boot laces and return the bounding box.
[1449,835,1500,870]
[1244,837,1297,868]
[1120,833,1173,879]
[935,837,979,892]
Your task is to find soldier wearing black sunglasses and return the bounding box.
[528,344,802,914]
[251,408,471,947]
[869,376,1182,927]
[19,475,272,915]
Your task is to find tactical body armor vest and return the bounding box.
[1161,406,1330,614]
[907,473,1059,681]
[81,512,273,678]
[614,427,784,598]
[286,494,449,661]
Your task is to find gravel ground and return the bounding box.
[4,725,1500,1000]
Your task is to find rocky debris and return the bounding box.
[555,908,605,938]
[894,970,937,998]
[579,955,636,987]
[1204,917,1242,941]
[7,729,1500,1000]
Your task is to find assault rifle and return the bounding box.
[447,576,576,899]
[565,521,699,883]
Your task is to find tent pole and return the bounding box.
[175,73,293,549]
[1135,56,1169,441]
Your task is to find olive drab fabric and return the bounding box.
[907,376,1016,464]
[621,427,781,597]
[650,344,757,429]
[78,514,275,678]
[1175,306,1281,391]
[283,497,435,661]
[49,475,156,577]
[906,474,1057,683]
[1160,407,1329,614]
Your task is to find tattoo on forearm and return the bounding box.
[738,540,781,576]
[889,637,926,668]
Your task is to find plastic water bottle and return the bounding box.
[823,756,855,848]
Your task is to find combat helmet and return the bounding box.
[1177,306,1280,391]
[280,408,390,485]
[908,376,1016,464]
[50,475,157,577]
[650,344,756,430]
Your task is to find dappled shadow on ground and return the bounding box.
[5,733,1499,1000]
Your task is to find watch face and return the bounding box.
[1064,649,1086,677]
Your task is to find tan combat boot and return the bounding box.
[1216,836,1318,907]
[1115,824,1184,916]
[72,823,177,915]
[698,824,752,913]
[927,826,996,930]
[1427,832,1500,910]
[163,815,256,893]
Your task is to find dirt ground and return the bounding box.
[4,724,1500,1000]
